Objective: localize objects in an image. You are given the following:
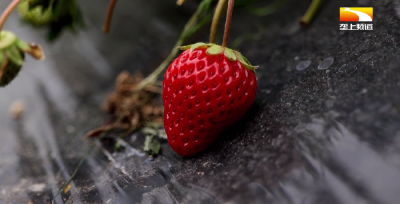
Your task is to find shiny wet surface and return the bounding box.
[1,0,400,203]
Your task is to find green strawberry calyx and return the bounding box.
[18,0,54,27]
[0,31,18,51]
[178,42,258,73]
[0,31,45,61]
[0,31,45,86]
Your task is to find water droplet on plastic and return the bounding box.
[296,60,311,71]
[318,57,334,70]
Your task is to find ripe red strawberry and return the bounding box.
[163,43,258,156]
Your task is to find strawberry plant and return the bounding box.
[0,0,44,87]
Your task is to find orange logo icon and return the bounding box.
[340,7,373,22]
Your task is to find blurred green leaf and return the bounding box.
[115,138,125,151]
[20,0,85,41]
[28,0,53,10]
[144,135,160,155]
[6,46,24,66]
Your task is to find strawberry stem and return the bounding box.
[0,0,21,39]
[137,0,213,90]
[103,0,118,34]
[300,0,322,27]
[137,37,184,90]
[210,0,227,44]
[222,0,234,48]
[51,141,96,204]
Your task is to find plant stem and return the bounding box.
[137,38,184,90]
[0,0,21,39]
[136,0,209,90]
[222,0,234,48]
[103,0,118,33]
[210,0,227,43]
[52,142,96,204]
[300,0,322,27]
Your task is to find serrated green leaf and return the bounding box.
[144,135,160,155]
[6,46,24,66]
[224,48,237,61]
[206,45,224,55]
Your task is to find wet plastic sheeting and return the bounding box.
[1,0,400,203]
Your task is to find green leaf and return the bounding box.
[6,46,24,66]
[224,48,237,61]
[235,51,250,64]
[144,135,160,155]
[243,64,259,70]
[158,129,167,139]
[142,126,167,140]
[0,31,17,50]
[142,127,157,136]
[235,51,259,71]
[115,138,125,151]
[16,39,31,51]
[178,44,193,50]
[190,42,208,51]
[179,42,213,51]
[24,0,85,41]
[206,45,224,55]
[28,0,53,10]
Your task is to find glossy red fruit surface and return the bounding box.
[163,45,257,156]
